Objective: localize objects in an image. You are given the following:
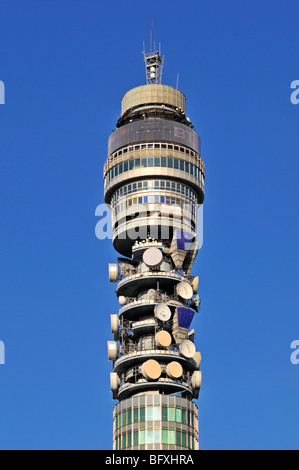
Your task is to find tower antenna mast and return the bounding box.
[143,35,164,84]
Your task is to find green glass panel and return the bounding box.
[133,431,138,446]
[153,407,161,421]
[139,430,146,445]
[122,411,126,427]
[127,409,132,425]
[154,429,161,443]
[127,432,131,448]
[182,432,187,447]
[162,406,168,421]
[162,429,168,444]
[169,430,175,445]
[182,409,187,424]
[147,407,153,421]
[140,407,145,422]
[122,433,126,450]
[168,407,175,422]
[176,408,181,423]
[133,408,138,423]
[176,430,181,446]
[147,429,153,444]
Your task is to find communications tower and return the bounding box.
[104,45,205,450]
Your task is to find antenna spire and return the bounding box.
[143,36,164,85]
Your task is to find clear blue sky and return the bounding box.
[0,0,298,450]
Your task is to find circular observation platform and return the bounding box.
[118,299,182,321]
[113,220,196,257]
[114,349,197,375]
[117,271,191,298]
[117,378,193,400]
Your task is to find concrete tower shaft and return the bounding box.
[105,64,205,450]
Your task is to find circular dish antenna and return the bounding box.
[192,276,199,294]
[179,339,196,358]
[147,289,157,301]
[154,303,171,322]
[193,351,202,369]
[142,247,163,268]
[107,341,119,361]
[110,372,120,391]
[118,296,127,306]
[141,359,162,380]
[110,314,120,335]
[177,281,193,300]
[155,330,172,348]
[166,361,183,379]
[108,264,119,283]
[191,370,202,389]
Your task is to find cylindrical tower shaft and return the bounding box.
[105,51,205,451]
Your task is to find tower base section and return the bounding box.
[113,393,199,450]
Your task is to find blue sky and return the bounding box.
[0,0,299,450]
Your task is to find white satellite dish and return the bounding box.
[147,289,157,301]
[118,296,127,306]
[192,276,199,294]
[154,303,171,322]
[110,314,120,335]
[166,361,183,379]
[179,339,196,358]
[107,341,119,361]
[142,247,163,268]
[155,330,172,348]
[108,264,119,283]
[191,370,202,389]
[177,281,193,300]
[193,351,202,369]
[141,359,162,380]
[110,372,120,392]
